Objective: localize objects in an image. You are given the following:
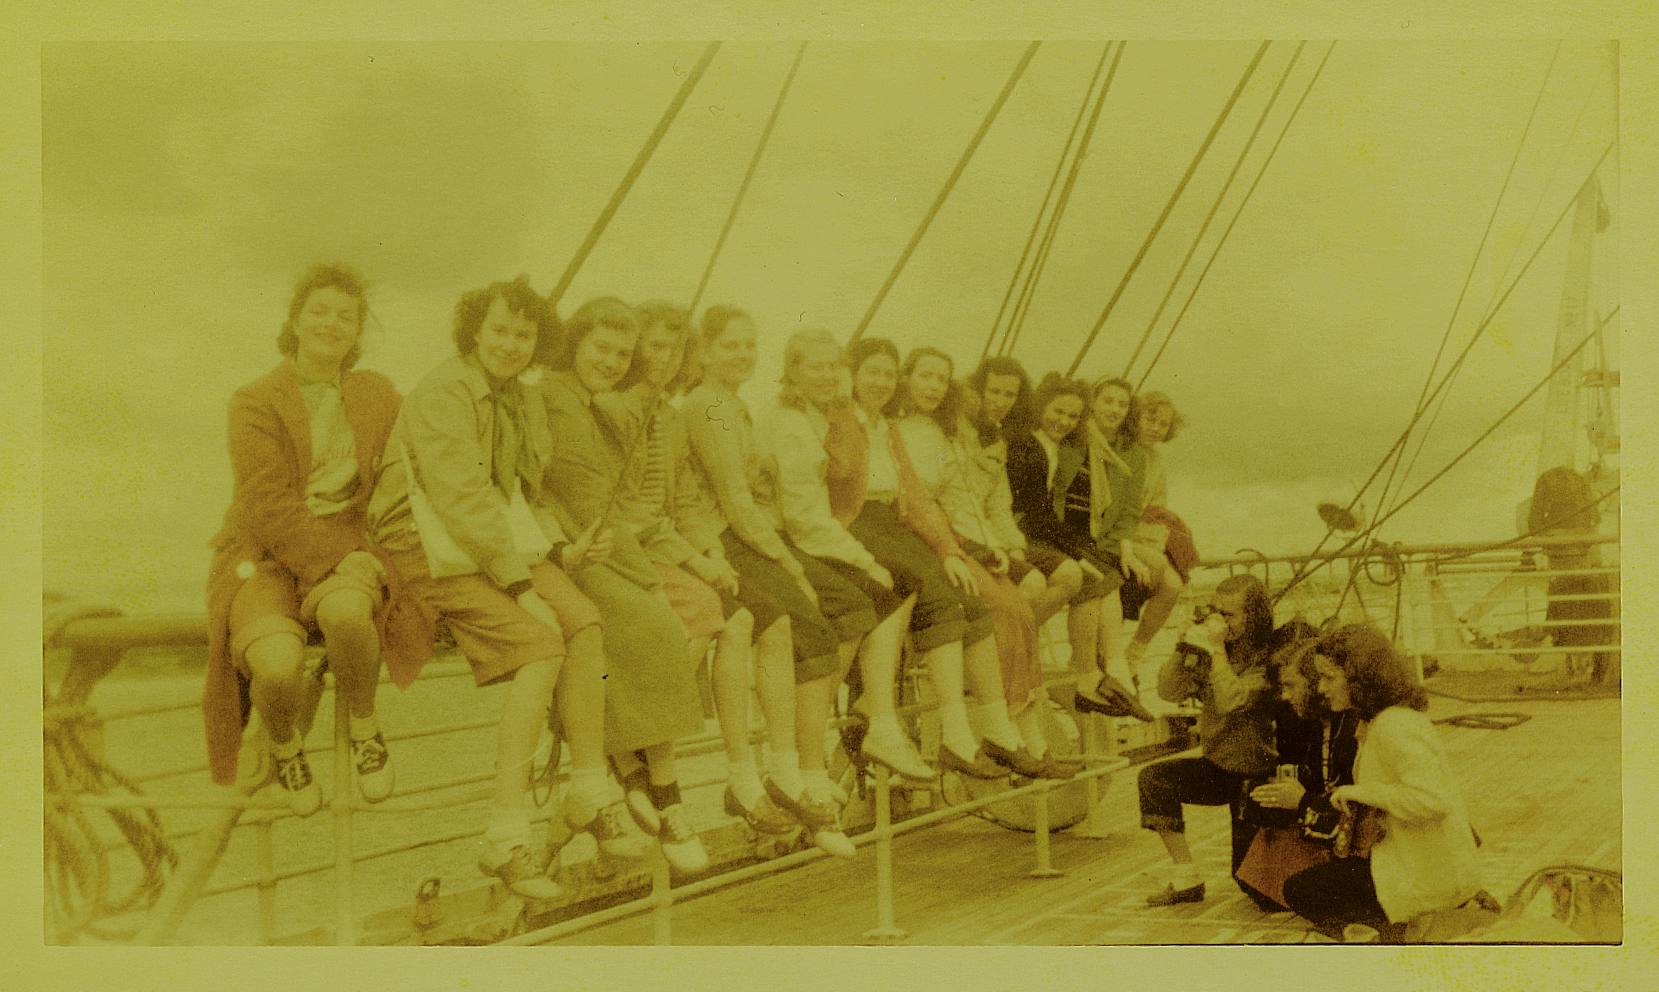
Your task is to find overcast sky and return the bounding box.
[41,40,1618,611]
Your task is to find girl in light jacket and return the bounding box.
[896,347,1061,778]
[1282,624,1484,939]
[367,277,635,899]
[680,306,862,856]
[758,330,934,784]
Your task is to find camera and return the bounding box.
[1175,640,1212,671]
[1191,603,1219,624]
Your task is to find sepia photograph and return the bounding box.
[17,6,1651,981]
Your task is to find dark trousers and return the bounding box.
[1138,755,1269,904]
[1282,857,1389,929]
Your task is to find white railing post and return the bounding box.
[863,764,906,942]
[650,850,673,946]
[332,685,355,946]
[1029,781,1063,878]
[256,819,277,944]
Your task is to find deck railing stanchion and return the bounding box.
[332,683,355,946]
[863,764,906,943]
[1029,781,1063,878]
[1076,714,1113,838]
[650,851,673,946]
[256,819,278,944]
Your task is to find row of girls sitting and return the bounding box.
[202,262,1204,901]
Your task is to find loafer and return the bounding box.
[1145,881,1206,906]
[1099,674,1156,723]
[723,785,797,835]
[982,740,1046,778]
[859,724,936,782]
[938,744,1008,781]
[1035,753,1083,779]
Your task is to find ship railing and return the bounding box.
[43,532,1618,945]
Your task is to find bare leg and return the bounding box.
[1027,560,1082,626]
[313,589,380,720]
[751,616,797,761]
[1068,597,1103,696]
[963,631,1008,705]
[1131,568,1184,651]
[855,595,916,724]
[920,638,980,761]
[245,634,306,745]
[708,611,756,769]
[1156,828,1194,866]
[555,625,606,775]
[493,655,560,816]
[1097,587,1128,686]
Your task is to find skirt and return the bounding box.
[721,531,839,683]
[848,500,995,652]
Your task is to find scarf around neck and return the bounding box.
[1085,417,1133,541]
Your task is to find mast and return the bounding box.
[1535,175,1608,477]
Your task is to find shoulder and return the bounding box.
[228,364,293,419]
[1367,706,1435,747]
[685,386,742,430]
[343,368,402,405]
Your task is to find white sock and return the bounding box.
[938,700,981,760]
[1124,639,1149,676]
[564,768,609,819]
[973,701,1024,752]
[728,756,765,807]
[348,711,380,742]
[802,768,835,803]
[485,803,532,856]
[270,731,302,760]
[1016,705,1050,759]
[1170,863,1199,889]
[768,748,804,798]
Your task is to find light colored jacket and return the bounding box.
[900,415,1026,555]
[683,383,806,578]
[367,355,568,591]
[758,400,882,576]
[1340,707,1484,922]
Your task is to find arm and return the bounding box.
[1336,710,1457,825]
[402,378,531,590]
[987,449,1028,553]
[683,391,795,567]
[891,425,968,560]
[1207,649,1267,715]
[1098,444,1150,550]
[1156,646,1201,703]
[227,388,361,586]
[667,413,726,563]
[768,407,881,574]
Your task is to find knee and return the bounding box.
[1019,569,1047,597]
[245,634,306,687]
[1052,559,1083,593]
[314,589,375,639]
[758,613,791,650]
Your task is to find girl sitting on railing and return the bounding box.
[537,297,712,879]
[895,347,1061,779]
[683,309,863,857]
[205,263,400,818]
[826,337,1029,781]
[758,330,931,784]
[603,300,852,855]
[1004,375,1146,723]
[1117,390,1196,691]
[366,276,636,900]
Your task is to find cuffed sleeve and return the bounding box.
[1341,709,1454,825]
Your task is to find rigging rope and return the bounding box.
[848,41,1041,345]
[548,42,722,311]
[688,42,809,317]
[1065,41,1269,378]
[1134,42,1336,389]
[1277,304,1615,602]
[1365,44,1562,540]
[979,43,1114,361]
[1384,51,1605,514]
[997,42,1127,359]
[1276,140,1614,598]
[44,702,178,941]
[1120,42,1306,379]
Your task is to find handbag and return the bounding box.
[1235,826,1332,909]
[402,442,552,579]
